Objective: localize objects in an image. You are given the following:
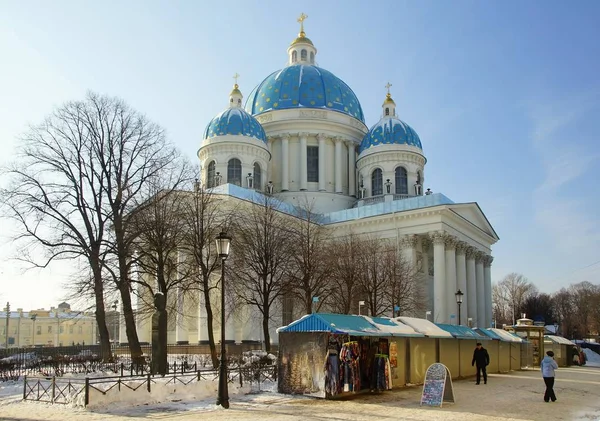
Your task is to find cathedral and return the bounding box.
[130,14,498,346]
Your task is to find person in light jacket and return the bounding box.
[541,350,558,402]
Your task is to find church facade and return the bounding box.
[128,15,498,346]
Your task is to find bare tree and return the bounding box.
[287,202,332,315]
[229,196,294,351]
[180,182,224,368]
[327,233,364,314]
[128,167,193,372]
[385,248,424,318]
[357,237,390,317]
[1,97,113,359]
[495,273,537,324]
[80,92,185,364]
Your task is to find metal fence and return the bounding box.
[23,361,277,406]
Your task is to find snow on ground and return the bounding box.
[583,348,600,367]
[1,367,599,420]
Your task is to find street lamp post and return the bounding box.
[215,231,231,409]
[358,301,365,316]
[455,289,464,326]
[30,314,37,347]
[425,310,431,321]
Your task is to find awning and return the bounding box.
[395,316,454,338]
[545,335,576,346]
[277,313,424,337]
[436,323,489,340]
[474,328,503,340]
[489,328,524,342]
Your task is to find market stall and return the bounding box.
[436,323,489,378]
[544,335,576,367]
[277,313,423,398]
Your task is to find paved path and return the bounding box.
[1,367,599,421]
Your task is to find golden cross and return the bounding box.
[233,72,240,86]
[297,12,308,34]
[385,82,392,95]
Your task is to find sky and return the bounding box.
[0,0,599,311]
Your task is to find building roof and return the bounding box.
[360,116,422,153]
[203,107,267,142]
[474,328,504,340]
[395,317,454,338]
[545,335,576,346]
[436,323,489,340]
[277,313,423,337]
[489,328,524,343]
[245,64,365,122]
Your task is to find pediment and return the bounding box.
[447,203,499,242]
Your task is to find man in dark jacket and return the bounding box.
[472,342,490,384]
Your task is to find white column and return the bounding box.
[175,251,189,344]
[400,234,418,268]
[299,132,308,191]
[421,238,432,312]
[334,136,343,193]
[281,134,290,191]
[465,247,477,326]
[317,133,327,191]
[476,252,486,328]
[484,255,494,328]
[455,242,467,325]
[445,236,458,324]
[136,272,152,344]
[430,231,446,323]
[347,141,356,197]
[119,303,127,344]
[197,290,209,344]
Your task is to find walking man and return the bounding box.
[472,342,490,385]
[541,350,558,402]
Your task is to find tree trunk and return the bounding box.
[91,259,111,361]
[203,288,219,369]
[263,310,271,353]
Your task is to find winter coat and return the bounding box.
[541,355,558,378]
[472,347,490,367]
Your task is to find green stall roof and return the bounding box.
[436,324,489,340]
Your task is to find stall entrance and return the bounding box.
[325,335,392,397]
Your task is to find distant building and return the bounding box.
[0,303,97,348]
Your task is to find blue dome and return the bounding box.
[203,108,267,143]
[359,117,422,153]
[245,65,365,123]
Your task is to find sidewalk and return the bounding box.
[1,366,599,420]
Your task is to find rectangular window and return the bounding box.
[60,326,64,334]
[48,326,52,334]
[79,326,83,334]
[36,326,41,335]
[69,326,73,334]
[307,146,319,182]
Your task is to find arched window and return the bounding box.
[310,52,314,63]
[227,158,242,186]
[237,99,241,105]
[230,98,233,103]
[207,161,216,188]
[395,166,408,195]
[372,168,383,196]
[385,108,390,116]
[292,50,297,63]
[253,162,262,191]
[301,49,307,61]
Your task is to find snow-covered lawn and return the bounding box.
[1,357,599,420]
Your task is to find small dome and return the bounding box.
[290,34,313,46]
[245,65,365,122]
[203,108,267,143]
[359,117,422,153]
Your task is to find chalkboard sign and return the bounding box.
[420,363,455,407]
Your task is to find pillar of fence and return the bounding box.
[84,377,89,406]
[51,376,56,403]
[22,375,27,400]
[147,373,151,392]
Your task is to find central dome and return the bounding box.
[245,65,365,122]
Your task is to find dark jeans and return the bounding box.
[543,377,556,402]
[476,365,487,384]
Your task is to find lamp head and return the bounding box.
[455,289,464,304]
[215,231,232,260]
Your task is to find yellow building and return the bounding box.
[1,302,97,348]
